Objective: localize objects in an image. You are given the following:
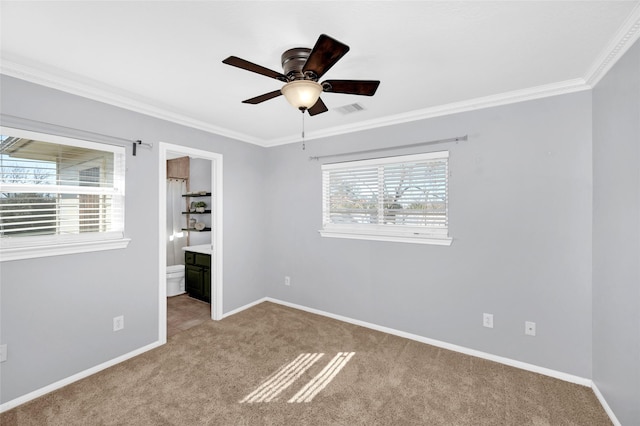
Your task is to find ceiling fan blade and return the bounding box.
[302,34,350,79]
[323,80,380,96]
[307,97,328,116]
[222,56,287,82]
[242,90,283,104]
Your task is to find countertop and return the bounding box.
[182,244,212,255]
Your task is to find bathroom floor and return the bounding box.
[167,294,211,338]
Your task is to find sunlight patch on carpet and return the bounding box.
[288,352,355,403]
[240,353,324,403]
[240,352,355,404]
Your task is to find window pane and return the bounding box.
[326,167,379,224]
[383,160,447,227]
[0,131,124,241]
[0,193,57,236]
[322,151,449,242]
[1,137,115,187]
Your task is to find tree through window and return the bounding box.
[321,151,451,245]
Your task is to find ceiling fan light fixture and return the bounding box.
[281,80,323,110]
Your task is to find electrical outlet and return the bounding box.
[483,313,494,328]
[525,321,536,336]
[284,276,291,286]
[0,344,7,362]
[113,315,124,332]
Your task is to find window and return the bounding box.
[0,127,129,261]
[320,151,451,245]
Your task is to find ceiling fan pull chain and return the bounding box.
[301,110,306,150]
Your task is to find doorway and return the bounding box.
[158,142,223,344]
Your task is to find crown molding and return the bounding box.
[262,78,591,147]
[0,58,593,149]
[0,57,265,146]
[584,2,640,87]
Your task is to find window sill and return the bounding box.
[319,230,452,246]
[0,238,131,262]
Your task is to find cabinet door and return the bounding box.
[185,265,204,299]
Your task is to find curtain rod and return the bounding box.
[308,135,468,161]
[0,113,152,156]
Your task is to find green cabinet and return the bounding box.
[185,251,211,303]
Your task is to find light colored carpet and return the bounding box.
[1,302,611,425]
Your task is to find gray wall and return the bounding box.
[188,157,212,247]
[592,39,640,426]
[264,91,594,378]
[0,75,267,403]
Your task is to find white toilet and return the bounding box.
[166,264,185,297]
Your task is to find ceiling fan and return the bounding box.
[222,34,380,116]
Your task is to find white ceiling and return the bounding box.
[1,1,639,147]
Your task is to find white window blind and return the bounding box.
[321,151,451,245]
[0,127,128,260]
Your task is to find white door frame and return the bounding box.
[158,142,223,344]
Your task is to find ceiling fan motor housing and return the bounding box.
[281,48,315,81]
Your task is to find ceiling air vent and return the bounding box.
[335,103,365,115]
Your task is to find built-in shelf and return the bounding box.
[181,227,212,232]
[182,193,211,233]
[182,193,211,197]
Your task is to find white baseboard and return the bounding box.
[264,297,592,387]
[0,340,162,413]
[2,298,620,426]
[1,297,267,413]
[263,297,624,425]
[592,382,622,426]
[221,297,269,319]
[229,298,620,426]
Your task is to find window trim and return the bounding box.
[320,151,452,246]
[0,237,131,261]
[0,126,130,262]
